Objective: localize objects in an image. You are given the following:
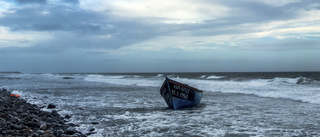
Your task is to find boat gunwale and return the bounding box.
[165,77,203,93]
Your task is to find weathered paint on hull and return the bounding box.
[160,77,203,110]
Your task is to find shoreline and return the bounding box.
[0,88,89,137]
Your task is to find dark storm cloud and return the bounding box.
[1,0,320,54]
[2,0,320,38]
[0,3,174,50]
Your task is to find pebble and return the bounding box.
[51,110,60,116]
[91,121,100,125]
[65,114,72,119]
[66,127,77,135]
[0,88,87,137]
[55,129,64,136]
[40,123,47,130]
[47,104,56,109]
[0,118,6,127]
[10,124,22,130]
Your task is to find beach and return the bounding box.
[1,72,320,136]
[0,88,88,137]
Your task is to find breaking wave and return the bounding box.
[84,74,162,87]
[206,75,225,79]
[83,74,320,104]
[271,77,314,84]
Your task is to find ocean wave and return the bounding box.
[206,75,224,79]
[271,77,315,84]
[173,77,320,105]
[83,74,320,104]
[6,73,319,105]
[156,74,164,77]
[84,74,162,87]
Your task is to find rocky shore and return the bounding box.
[0,88,87,137]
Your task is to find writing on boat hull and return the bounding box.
[169,83,195,101]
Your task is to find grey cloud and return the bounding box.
[61,0,79,4]
[14,0,47,4]
[178,0,320,37]
[1,6,106,33]
[2,0,320,53]
[0,4,173,50]
[241,39,320,51]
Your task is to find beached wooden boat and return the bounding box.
[160,77,203,110]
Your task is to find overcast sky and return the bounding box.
[0,0,320,73]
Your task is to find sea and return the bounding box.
[1,72,320,137]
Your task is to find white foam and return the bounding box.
[156,74,164,77]
[272,77,300,84]
[84,74,320,104]
[84,74,162,87]
[62,74,320,105]
[9,73,35,79]
[41,73,56,78]
[58,110,73,117]
[11,90,25,96]
[174,78,320,104]
[206,75,224,79]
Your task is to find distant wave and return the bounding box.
[271,77,315,84]
[174,77,320,104]
[156,74,164,77]
[5,73,319,105]
[84,74,162,87]
[206,75,224,79]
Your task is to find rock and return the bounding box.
[65,114,72,119]
[47,104,56,109]
[10,124,23,130]
[63,77,74,79]
[54,129,64,136]
[30,133,39,137]
[0,118,6,127]
[51,110,60,117]
[296,77,304,84]
[71,133,81,137]
[11,116,20,124]
[36,130,44,134]
[16,109,24,114]
[26,122,40,128]
[0,89,86,137]
[86,131,97,136]
[66,127,77,135]
[40,123,47,130]
[22,128,33,135]
[44,130,53,137]
[91,121,99,125]
[89,128,95,132]
[32,118,39,123]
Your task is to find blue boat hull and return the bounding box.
[160,77,203,110]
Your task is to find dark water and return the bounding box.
[1,72,320,136]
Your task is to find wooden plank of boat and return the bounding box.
[160,77,203,110]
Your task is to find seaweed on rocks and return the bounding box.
[0,88,87,137]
